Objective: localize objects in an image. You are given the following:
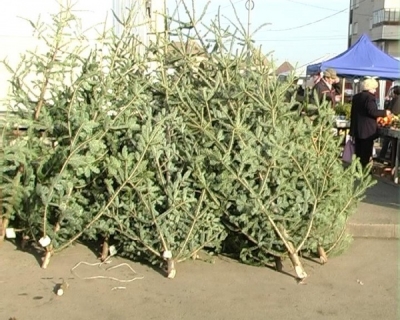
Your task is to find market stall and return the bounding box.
[306,34,400,107]
[306,34,400,80]
[377,126,400,183]
[306,33,400,183]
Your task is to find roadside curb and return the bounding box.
[347,223,399,239]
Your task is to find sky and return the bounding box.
[167,0,350,68]
[0,0,350,70]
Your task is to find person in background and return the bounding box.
[379,85,400,159]
[389,85,400,115]
[312,72,322,85]
[332,76,342,96]
[350,78,391,169]
[311,68,340,108]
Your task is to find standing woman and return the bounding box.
[350,78,391,169]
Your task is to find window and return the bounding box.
[369,18,373,29]
[349,24,353,35]
[385,10,390,21]
[373,11,379,24]
[372,8,400,26]
[389,9,400,22]
[394,10,400,22]
[353,22,358,35]
[350,0,359,9]
[378,10,384,23]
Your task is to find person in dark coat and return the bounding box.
[389,85,400,115]
[350,78,391,169]
[379,85,400,159]
[332,76,342,96]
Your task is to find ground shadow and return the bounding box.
[7,237,44,267]
[78,238,167,278]
[361,176,400,210]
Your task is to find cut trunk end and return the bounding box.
[317,245,328,264]
[100,237,109,262]
[289,252,307,279]
[167,259,176,279]
[41,250,52,269]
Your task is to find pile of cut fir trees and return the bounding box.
[0,2,374,281]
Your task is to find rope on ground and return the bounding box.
[70,256,144,284]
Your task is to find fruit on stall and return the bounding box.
[377,115,393,126]
[390,115,400,128]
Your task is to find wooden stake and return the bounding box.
[100,236,109,262]
[41,249,53,269]
[0,217,9,242]
[289,252,308,279]
[279,225,308,279]
[274,256,283,272]
[167,259,176,279]
[317,245,328,264]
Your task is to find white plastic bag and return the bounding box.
[342,139,355,163]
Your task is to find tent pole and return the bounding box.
[341,78,345,105]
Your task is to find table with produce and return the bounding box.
[335,103,400,183]
[377,115,400,183]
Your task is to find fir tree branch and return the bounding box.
[176,189,206,259]
[117,229,161,258]
[176,231,224,263]
[54,121,165,252]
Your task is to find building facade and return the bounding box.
[348,0,400,58]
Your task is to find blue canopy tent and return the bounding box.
[306,34,400,80]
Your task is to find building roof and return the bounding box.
[275,61,294,75]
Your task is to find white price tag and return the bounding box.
[163,250,172,259]
[39,236,51,247]
[109,245,117,256]
[5,228,16,239]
